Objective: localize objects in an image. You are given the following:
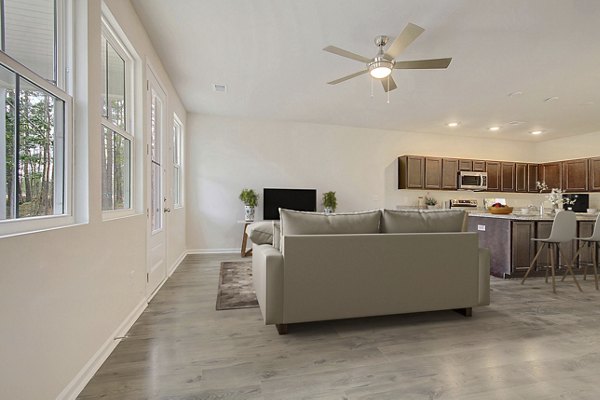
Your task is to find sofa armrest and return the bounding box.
[478,247,491,306]
[251,244,284,324]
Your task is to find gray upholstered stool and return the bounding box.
[521,210,582,293]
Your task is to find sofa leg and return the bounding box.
[453,307,472,317]
[275,324,289,335]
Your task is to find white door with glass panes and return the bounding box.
[146,66,168,297]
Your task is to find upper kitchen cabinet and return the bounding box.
[473,161,486,172]
[486,161,501,191]
[501,162,516,192]
[527,164,539,192]
[590,157,600,192]
[442,158,459,190]
[424,157,443,189]
[398,156,424,189]
[562,158,588,192]
[459,159,473,171]
[516,163,528,192]
[540,162,562,190]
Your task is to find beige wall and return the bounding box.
[0,1,187,399]
[186,114,540,251]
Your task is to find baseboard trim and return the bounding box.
[187,248,238,254]
[56,298,147,400]
[168,250,187,276]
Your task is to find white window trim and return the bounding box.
[173,113,184,209]
[100,10,138,220]
[0,30,74,238]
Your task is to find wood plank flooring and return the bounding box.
[77,253,600,399]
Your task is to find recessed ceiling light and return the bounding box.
[530,130,543,135]
[544,96,559,102]
[213,84,227,93]
[508,91,523,97]
[489,126,500,131]
[447,122,460,127]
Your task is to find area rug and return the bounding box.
[215,261,259,310]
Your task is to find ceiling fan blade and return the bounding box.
[385,23,425,59]
[323,45,371,63]
[394,58,452,69]
[381,75,397,92]
[327,69,368,85]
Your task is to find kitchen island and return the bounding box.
[468,212,598,278]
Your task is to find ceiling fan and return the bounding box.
[323,23,452,92]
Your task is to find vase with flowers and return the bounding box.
[536,181,577,215]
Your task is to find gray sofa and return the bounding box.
[250,209,491,334]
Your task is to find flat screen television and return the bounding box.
[263,188,317,220]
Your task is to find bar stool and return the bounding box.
[561,213,600,290]
[521,210,582,293]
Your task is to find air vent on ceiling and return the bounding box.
[213,84,227,93]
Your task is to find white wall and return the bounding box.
[0,1,187,399]
[187,114,541,251]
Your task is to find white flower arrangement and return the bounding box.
[536,181,576,207]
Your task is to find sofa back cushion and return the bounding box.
[381,209,466,233]
[280,209,381,237]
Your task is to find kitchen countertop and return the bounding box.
[468,211,598,221]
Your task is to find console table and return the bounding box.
[238,220,253,257]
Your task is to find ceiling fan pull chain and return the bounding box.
[387,77,390,104]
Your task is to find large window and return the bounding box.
[172,115,183,208]
[0,0,70,234]
[101,20,133,213]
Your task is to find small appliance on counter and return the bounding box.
[563,193,589,213]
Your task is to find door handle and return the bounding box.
[164,208,171,213]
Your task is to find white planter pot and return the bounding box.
[244,206,255,221]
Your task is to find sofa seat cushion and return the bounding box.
[280,209,381,236]
[247,221,275,245]
[381,209,466,233]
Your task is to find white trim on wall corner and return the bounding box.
[55,298,147,400]
[57,252,189,400]
[187,248,239,254]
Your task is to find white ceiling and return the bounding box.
[131,0,600,142]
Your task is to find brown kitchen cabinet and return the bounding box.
[486,161,501,191]
[541,162,562,190]
[512,221,536,272]
[528,164,540,192]
[590,157,600,191]
[442,158,459,190]
[516,163,528,192]
[459,159,473,171]
[424,157,442,189]
[563,158,588,192]
[501,162,516,192]
[536,221,575,270]
[473,161,486,172]
[398,156,424,189]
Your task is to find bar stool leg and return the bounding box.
[563,244,584,282]
[557,245,582,292]
[583,242,589,280]
[593,243,599,290]
[522,243,545,284]
[550,243,557,293]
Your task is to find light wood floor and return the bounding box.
[78,254,600,399]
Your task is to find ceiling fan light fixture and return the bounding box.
[369,59,394,79]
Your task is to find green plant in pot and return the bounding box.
[425,196,438,209]
[239,188,259,221]
[322,191,337,214]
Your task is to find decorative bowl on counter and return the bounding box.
[488,206,513,214]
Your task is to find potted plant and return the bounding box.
[322,191,337,214]
[239,188,259,221]
[425,196,438,209]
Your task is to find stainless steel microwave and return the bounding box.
[458,171,488,191]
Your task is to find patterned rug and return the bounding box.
[215,261,259,310]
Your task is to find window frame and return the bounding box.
[100,15,136,220]
[172,113,183,209]
[0,0,73,238]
